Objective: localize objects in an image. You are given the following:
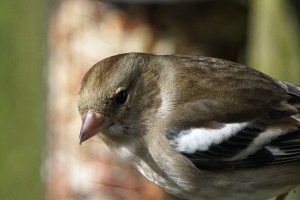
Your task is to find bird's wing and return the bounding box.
[165,55,296,126]
[166,116,300,170]
[164,56,300,170]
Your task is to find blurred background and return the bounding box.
[0,0,299,199]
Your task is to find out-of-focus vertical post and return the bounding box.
[247,1,300,199]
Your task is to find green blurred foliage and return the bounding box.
[0,1,45,200]
[248,0,300,84]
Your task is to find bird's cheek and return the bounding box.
[107,124,125,136]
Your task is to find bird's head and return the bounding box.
[77,53,162,145]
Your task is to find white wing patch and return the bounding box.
[232,126,297,160]
[265,146,287,156]
[173,122,248,153]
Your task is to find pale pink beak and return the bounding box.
[79,110,105,144]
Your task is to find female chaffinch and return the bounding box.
[77,53,300,200]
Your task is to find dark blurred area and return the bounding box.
[0,0,299,200]
[107,1,248,60]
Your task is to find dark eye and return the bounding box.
[115,90,128,104]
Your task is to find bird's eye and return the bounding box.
[115,90,128,104]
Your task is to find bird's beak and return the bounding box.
[79,110,105,144]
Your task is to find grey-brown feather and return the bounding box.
[163,55,292,127]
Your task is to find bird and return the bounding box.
[77,53,300,200]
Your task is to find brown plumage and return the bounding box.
[77,53,300,200]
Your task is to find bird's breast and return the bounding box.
[112,143,189,196]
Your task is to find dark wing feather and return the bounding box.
[168,115,300,171]
[164,56,300,171]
